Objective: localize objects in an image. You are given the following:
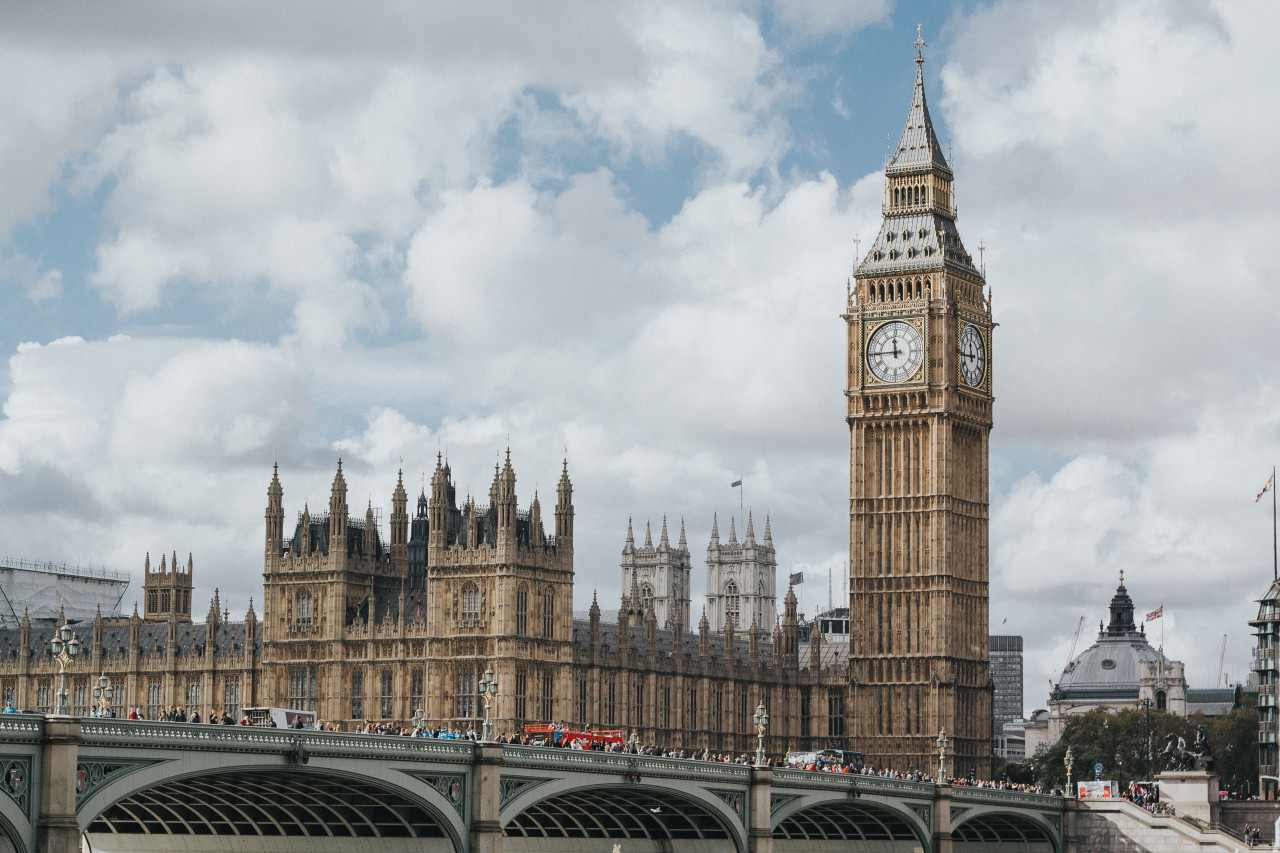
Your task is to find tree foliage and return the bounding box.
[1028,704,1258,793]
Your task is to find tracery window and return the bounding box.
[147,680,162,720]
[223,678,241,720]
[410,668,424,716]
[295,588,314,626]
[456,665,477,718]
[640,583,654,615]
[288,668,316,712]
[351,670,364,719]
[724,581,740,629]
[36,681,52,713]
[542,588,554,638]
[73,679,88,716]
[185,681,200,708]
[515,584,528,635]
[461,583,480,623]
[381,669,394,719]
[540,672,553,721]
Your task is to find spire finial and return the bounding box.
[1119,568,1125,585]
[914,23,925,65]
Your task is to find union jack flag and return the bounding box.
[1258,472,1275,503]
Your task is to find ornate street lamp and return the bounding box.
[91,674,114,717]
[628,730,641,753]
[411,706,427,735]
[752,702,770,767]
[1065,746,1075,794]
[478,667,498,742]
[50,621,82,716]
[936,730,949,784]
[1140,698,1153,778]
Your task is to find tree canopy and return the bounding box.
[1025,703,1258,794]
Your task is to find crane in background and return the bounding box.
[1216,634,1228,688]
[1065,616,1085,670]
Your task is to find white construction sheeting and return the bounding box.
[0,558,130,626]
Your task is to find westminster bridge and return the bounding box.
[0,714,1064,853]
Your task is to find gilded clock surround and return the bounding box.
[844,36,995,781]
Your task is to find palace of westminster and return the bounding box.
[0,46,998,778]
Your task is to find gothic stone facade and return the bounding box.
[0,456,849,758]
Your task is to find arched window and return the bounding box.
[160,590,171,612]
[640,583,654,615]
[295,589,313,626]
[724,580,739,629]
[515,584,528,635]
[542,588,555,638]
[1156,690,1167,711]
[461,583,480,623]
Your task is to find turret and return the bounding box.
[589,590,601,660]
[744,511,756,546]
[698,607,710,658]
[658,516,670,551]
[497,448,517,540]
[266,463,284,572]
[623,517,635,555]
[390,468,408,569]
[555,459,573,546]
[748,613,759,666]
[328,459,349,568]
[430,454,449,547]
[530,491,544,546]
[782,583,799,668]
[364,500,377,556]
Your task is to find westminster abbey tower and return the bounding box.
[846,35,994,779]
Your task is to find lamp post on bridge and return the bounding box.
[91,673,114,717]
[50,621,81,716]
[752,702,769,767]
[411,706,426,736]
[1065,747,1074,796]
[1140,698,1153,778]
[478,667,498,742]
[936,730,948,784]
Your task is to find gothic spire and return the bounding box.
[659,515,669,550]
[643,520,653,550]
[728,515,737,545]
[888,24,950,177]
[763,514,772,546]
[624,517,635,554]
[710,512,720,545]
[744,510,755,545]
[678,517,687,550]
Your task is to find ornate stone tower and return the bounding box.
[705,512,777,634]
[846,33,993,778]
[143,551,193,622]
[620,516,692,630]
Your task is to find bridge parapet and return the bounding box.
[503,744,752,783]
[0,714,44,743]
[772,767,935,799]
[80,719,475,761]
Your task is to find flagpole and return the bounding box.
[1273,465,1277,581]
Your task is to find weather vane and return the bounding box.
[915,24,926,63]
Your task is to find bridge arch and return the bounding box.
[770,794,931,853]
[77,762,467,853]
[951,809,1059,853]
[501,777,747,853]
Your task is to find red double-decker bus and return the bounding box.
[524,723,624,749]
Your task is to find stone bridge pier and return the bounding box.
[0,715,1064,853]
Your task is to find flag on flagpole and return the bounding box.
[1001,617,1007,625]
[789,571,804,585]
[730,478,743,488]
[1258,472,1275,503]
[1145,605,1163,622]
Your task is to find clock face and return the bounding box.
[866,321,924,383]
[959,324,986,387]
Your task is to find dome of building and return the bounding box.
[1052,574,1157,703]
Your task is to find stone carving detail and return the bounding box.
[499,776,549,809]
[769,794,800,816]
[709,788,745,819]
[950,805,970,822]
[0,758,30,816]
[407,772,465,815]
[909,803,931,825]
[74,759,161,806]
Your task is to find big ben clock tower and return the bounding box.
[846,31,993,779]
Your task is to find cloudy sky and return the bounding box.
[0,0,1275,715]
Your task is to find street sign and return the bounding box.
[1094,763,1103,774]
